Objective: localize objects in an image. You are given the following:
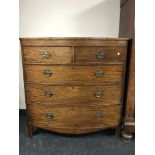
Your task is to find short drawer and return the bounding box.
[75,46,126,63]
[27,105,121,129]
[25,65,123,84]
[23,47,72,64]
[26,84,122,106]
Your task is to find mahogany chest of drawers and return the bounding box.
[20,37,128,137]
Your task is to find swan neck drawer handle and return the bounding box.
[41,50,51,58]
[95,71,104,77]
[45,112,54,119]
[44,91,53,97]
[94,112,102,119]
[43,70,52,77]
[95,91,103,98]
[96,51,105,59]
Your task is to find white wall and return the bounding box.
[19,0,121,109]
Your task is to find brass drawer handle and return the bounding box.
[43,70,52,77]
[95,91,103,98]
[94,112,102,119]
[45,112,54,119]
[41,50,51,58]
[96,51,105,59]
[44,91,53,97]
[95,71,104,77]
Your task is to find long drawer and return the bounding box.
[26,84,122,106]
[25,65,123,84]
[27,105,121,129]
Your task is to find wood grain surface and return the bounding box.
[25,65,123,84]
[23,47,73,64]
[27,105,121,134]
[20,38,128,47]
[75,46,126,63]
[26,84,122,106]
[20,38,129,136]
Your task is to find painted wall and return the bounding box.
[19,0,121,109]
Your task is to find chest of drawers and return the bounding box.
[20,37,128,137]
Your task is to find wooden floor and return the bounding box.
[19,110,135,155]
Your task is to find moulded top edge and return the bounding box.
[19,37,130,41]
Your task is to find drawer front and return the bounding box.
[26,84,121,106]
[27,105,121,128]
[25,65,123,84]
[75,47,126,63]
[23,47,72,64]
